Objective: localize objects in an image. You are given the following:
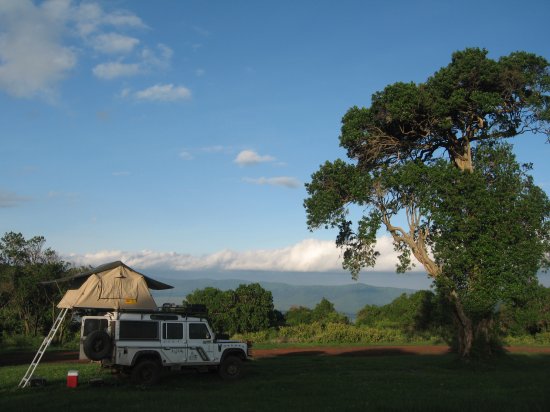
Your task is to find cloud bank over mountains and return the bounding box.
[65,236,421,273]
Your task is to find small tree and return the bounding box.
[233,283,275,333]
[186,283,276,335]
[285,306,314,326]
[312,298,348,324]
[285,298,348,325]
[185,287,235,334]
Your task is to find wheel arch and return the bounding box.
[131,350,163,366]
[221,348,247,363]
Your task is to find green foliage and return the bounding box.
[0,333,44,350]
[433,144,548,299]
[499,285,550,336]
[0,232,69,339]
[238,322,437,345]
[185,287,234,333]
[305,48,550,357]
[185,283,275,335]
[503,331,550,346]
[285,298,348,326]
[338,48,550,171]
[285,305,313,326]
[355,290,453,343]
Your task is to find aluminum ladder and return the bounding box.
[18,307,70,388]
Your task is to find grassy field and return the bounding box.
[1,352,550,411]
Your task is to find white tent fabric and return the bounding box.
[58,263,160,310]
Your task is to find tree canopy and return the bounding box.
[340,48,550,172]
[0,232,69,337]
[185,283,276,335]
[305,48,550,358]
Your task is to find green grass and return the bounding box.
[1,352,550,411]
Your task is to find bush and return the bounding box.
[236,322,442,345]
[1,333,43,350]
[503,331,550,346]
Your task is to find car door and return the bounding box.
[187,321,214,363]
[160,321,186,364]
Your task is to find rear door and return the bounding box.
[80,317,109,360]
[160,321,186,364]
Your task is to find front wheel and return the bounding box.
[218,356,243,380]
[131,360,161,385]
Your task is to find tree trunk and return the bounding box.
[449,290,474,358]
[474,317,496,356]
[450,140,474,173]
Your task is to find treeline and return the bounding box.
[1,231,549,349]
[0,232,77,343]
[188,284,550,346]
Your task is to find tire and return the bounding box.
[218,355,243,380]
[83,330,112,361]
[131,359,161,385]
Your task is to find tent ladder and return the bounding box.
[18,307,70,388]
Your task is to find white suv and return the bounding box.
[80,306,251,385]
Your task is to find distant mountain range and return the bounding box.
[148,269,550,316]
[151,278,417,316]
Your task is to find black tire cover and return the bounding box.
[83,330,112,360]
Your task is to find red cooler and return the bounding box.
[67,370,78,388]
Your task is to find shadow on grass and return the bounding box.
[259,345,452,358]
[0,351,81,367]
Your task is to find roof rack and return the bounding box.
[160,303,208,317]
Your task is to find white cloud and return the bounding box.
[0,0,76,99]
[243,176,301,188]
[191,25,211,37]
[73,2,146,37]
[201,145,226,153]
[141,43,173,69]
[234,150,275,166]
[91,32,140,54]
[134,84,192,102]
[92,61,140,79]
[64,237,422,273]
[179,151,193,160]
[103,10,147,29]
[0,190,30,207]
[47,190,79,201]
[0,0,164,98]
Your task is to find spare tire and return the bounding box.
[83,330,112,361]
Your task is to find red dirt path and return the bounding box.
[2,345,549,367]
[252,345,550,358]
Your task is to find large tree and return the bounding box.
[305,48,550,358]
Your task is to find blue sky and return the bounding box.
[1,0,549,283]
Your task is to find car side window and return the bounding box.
[189,323,211,340]
[163,322,184,340]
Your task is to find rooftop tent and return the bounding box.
[56,261,173,311]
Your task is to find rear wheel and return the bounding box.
[131,359,161,385]
[218,356,242,380]
[83,330,112,361]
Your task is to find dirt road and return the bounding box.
[3,345,549,367]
